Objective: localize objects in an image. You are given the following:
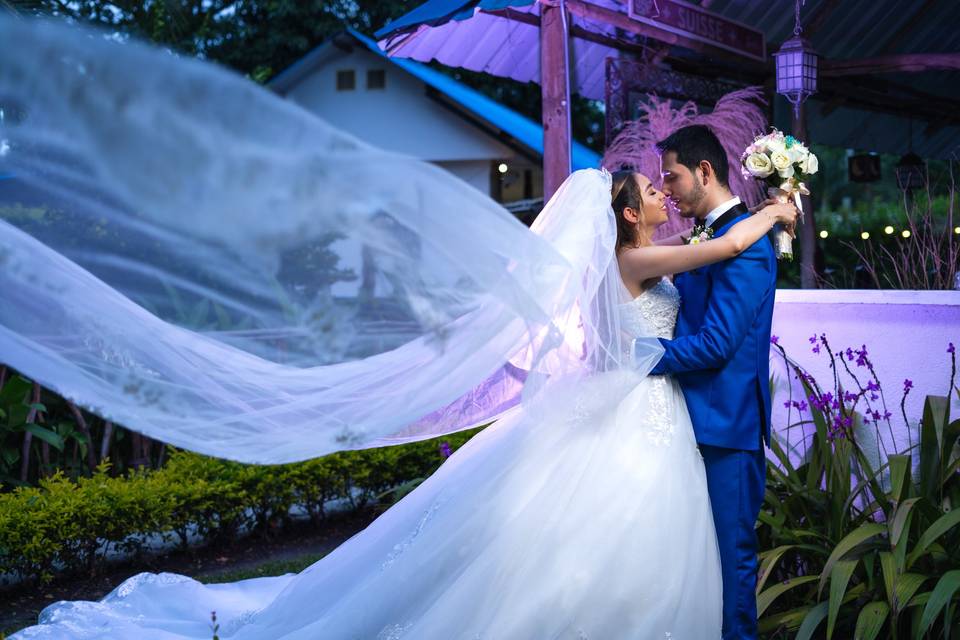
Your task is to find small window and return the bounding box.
[367,69,386,90]
[336,70,356,91]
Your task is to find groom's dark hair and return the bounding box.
[655,125,730,189]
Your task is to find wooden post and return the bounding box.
[540,1,572,201]
[793,102,818,288]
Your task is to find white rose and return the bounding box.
[800,152,819,175]
[788,145,806,164]
[778,164,795,179]
[771,150,793,171]
[744,152,774,178]
[766,136,787,155]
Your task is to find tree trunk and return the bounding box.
[129,430,145,469]
[100,420,114,463]
[67,401,98,473]
[19,383,42,483]
[38,411,50,474]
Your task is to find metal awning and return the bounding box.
[377,0,960,159]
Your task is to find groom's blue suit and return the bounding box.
[650,202,775,640]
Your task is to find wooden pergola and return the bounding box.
[377,0,960,287]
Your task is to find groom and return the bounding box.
[649,125,777,639]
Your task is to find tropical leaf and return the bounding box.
[920,395,950,500]
[819,523,886,595]
[827,558,858,639]
[918,570,960,636]
[853,601,889,640]
[892,573,927,614]
[889,497,921,547]
[888,455,912,504]
[758,604,815,634]
[23,423,64,451]
[0,374,30,406]
[907,508,960,568]
[757,575,819,617]
[795,601,829,640]
[757,545,796,594]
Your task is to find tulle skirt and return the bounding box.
[14,371,722,639]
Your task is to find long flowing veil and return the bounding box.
[0,18,662,464]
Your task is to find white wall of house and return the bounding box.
[434,159,492,196]
[284,48,518,168]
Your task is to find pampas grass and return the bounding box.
[602,87,769,239]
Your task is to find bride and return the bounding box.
[1,18,794,640]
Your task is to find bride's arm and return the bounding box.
[620,202,796,280]
[653,198,784,246]
[653,230,690,246]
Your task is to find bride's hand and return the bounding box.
[758,202,798,234]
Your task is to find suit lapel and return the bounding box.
[709,202,749,235]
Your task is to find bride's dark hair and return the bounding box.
[610,170,645,250]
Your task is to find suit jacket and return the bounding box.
[650,203,776,450]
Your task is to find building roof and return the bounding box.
[376,0,960,159]
[270,28,601,171]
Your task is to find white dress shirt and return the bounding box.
[703,196,742,228]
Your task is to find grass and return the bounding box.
[197,551,330,585]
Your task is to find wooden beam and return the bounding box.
[875,0,939,54]
[560,0,768,73]
[540,2,572,200]
[484,7,652,57]
[820,53,960,77]
[821,77,960,119]
[804,0,843,38]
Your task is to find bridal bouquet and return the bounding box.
[740,129,818,261]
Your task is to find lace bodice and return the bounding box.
[620,277,680,341]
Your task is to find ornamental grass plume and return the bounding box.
[602,87,767,239]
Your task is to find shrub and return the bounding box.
[759,338,960,639]
[0,430,480,584]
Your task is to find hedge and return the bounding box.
[0,428,482,584]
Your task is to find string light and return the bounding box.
[819,230,829,239]
[498,163,509,174]
[901,230,911,238]
[884,225,894,235]
[860,231,870,240]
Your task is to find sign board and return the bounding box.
[628,0,766,62]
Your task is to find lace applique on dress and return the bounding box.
[377,622,413,639]
[381,498,445,570]
[620,278,681,446]
[644,377,673,446]
[113,572,193,599]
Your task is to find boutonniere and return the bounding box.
[685,223,714,245]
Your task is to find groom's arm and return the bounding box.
[647,243,772,374]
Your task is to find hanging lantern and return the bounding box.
[774,0,818,117]
[895,152,926,191]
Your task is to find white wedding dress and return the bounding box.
[14,279,722,640]
[2,18,723,640]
